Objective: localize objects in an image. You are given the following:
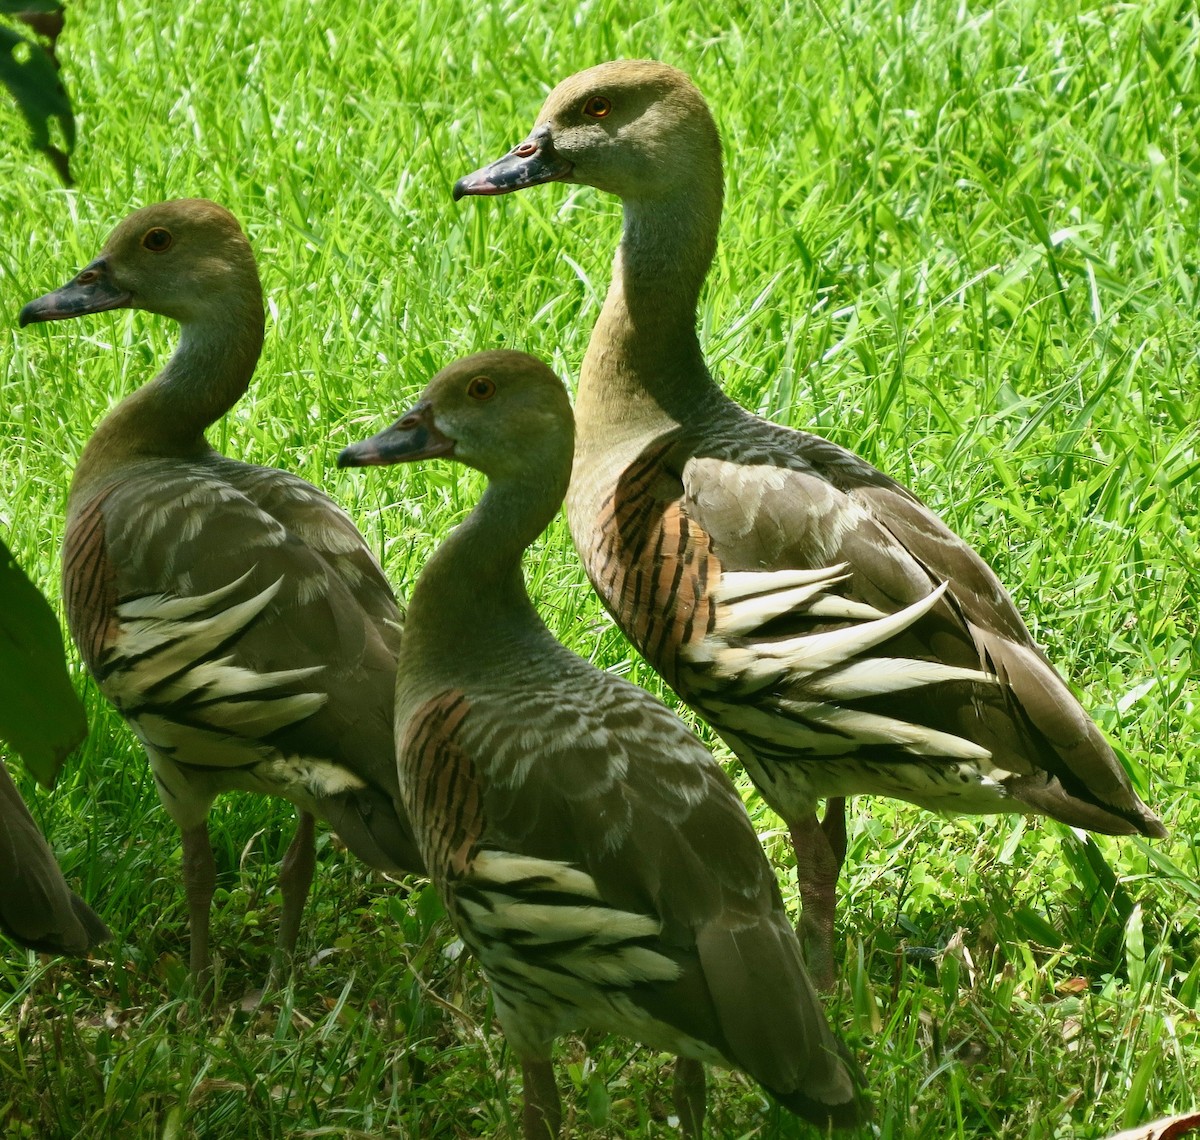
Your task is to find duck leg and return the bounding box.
[520,1056,561,1139]
[791,797,847,991]
[181,822,217,992]
[268,809,316,985]
[673,1056,706,1138]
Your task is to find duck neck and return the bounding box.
[71,300,265,505]
[576,183,726,445]
[402,469,564,673]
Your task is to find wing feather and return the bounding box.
[64,456,424,870]
[400,663,861,1121]
[573,423,1161,835]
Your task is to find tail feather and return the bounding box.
[696,919,868,1127]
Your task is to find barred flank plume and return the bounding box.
[585,438,718,690]
[62,488,119,670]
[576,428,1165,836]
[402,692,482,879]
[60,459,422,867]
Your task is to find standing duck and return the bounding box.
[338,350,865,1138]
[1,762,110,955]
[453,60,1166,987]
[19,199,423,987]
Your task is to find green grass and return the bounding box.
[2,0,1198,1136]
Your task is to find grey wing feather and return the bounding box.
[680,431,1164,835]
[460,664,863,1118]
[84,458,422,871]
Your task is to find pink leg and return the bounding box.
[673,1056,706,1137]
[268,810,316,986]
[521,1056,561,1139]
[791,797,847,991]
[181,822,217,996]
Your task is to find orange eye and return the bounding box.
[141,227,173,252]
[467,376,496,400]
[582,95,611,119]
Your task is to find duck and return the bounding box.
[337,349,866,1138]
[1,761,110,955]
[18,199,424,988]
[453,60,1166,988]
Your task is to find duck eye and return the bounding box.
[141,228,173,252]
[467,376,496,401]
[582,95,612,119]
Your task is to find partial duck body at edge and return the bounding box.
[0,762,110,956]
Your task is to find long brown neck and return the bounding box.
[400,465,567,680]
[575,181,727,450]
[69,300,265,508]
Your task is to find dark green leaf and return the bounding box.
[585,1076,610,1127]
[0,18,74,183]
[414,882,446,929]
[1013,906,1064,949]
[0,1,62,14]
[1017,191,1054,250]
[0,537,86,786]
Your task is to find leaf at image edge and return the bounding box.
[0,538,86,786]
[0,17,74,184]
[0,2,63,14]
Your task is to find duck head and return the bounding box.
[19,199,261,328]
[453,59,721,203]
[338,350,574,485]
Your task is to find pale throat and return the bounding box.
[576,188,724,437]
